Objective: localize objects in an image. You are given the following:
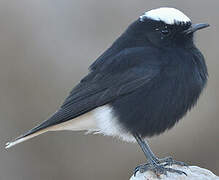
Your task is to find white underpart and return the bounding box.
[5,105,135,148]
[93,105,135,142]
[52,105,135,142]
[50,111,97,131]
[140,7,191,25]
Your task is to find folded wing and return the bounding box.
[6,47,162,148]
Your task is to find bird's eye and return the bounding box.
[161,26,171,36]
[161,29,170,35]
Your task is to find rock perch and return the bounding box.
[130,165,219,180]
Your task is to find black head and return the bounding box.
[125,7,209,49]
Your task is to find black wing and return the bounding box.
[19,47,162,138]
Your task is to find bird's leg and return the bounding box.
[136,138,188,167]
[133,133,187,176]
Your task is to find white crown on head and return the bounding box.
[140,7,191,25]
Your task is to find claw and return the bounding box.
[134,163,150,176]
[134,166,140,176]
[134,162,187,177]
[133,135,188,177]
[164,167,187,176]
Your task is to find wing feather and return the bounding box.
[10,47,162,141]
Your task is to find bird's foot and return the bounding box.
[158,156,188,167]
[134,162,187,177]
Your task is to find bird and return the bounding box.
[5,7,209,176]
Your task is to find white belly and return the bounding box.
[50,104,135,142]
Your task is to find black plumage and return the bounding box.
[18,19,208,140]
[6,7,210,176]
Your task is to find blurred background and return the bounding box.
[0,0,218,179]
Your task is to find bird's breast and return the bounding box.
[111,54,207,137]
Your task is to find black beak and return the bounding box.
[183,23,210,35]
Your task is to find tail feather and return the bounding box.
[5,110,97,149]
[5,110,68,149]
[5,127,50,149]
